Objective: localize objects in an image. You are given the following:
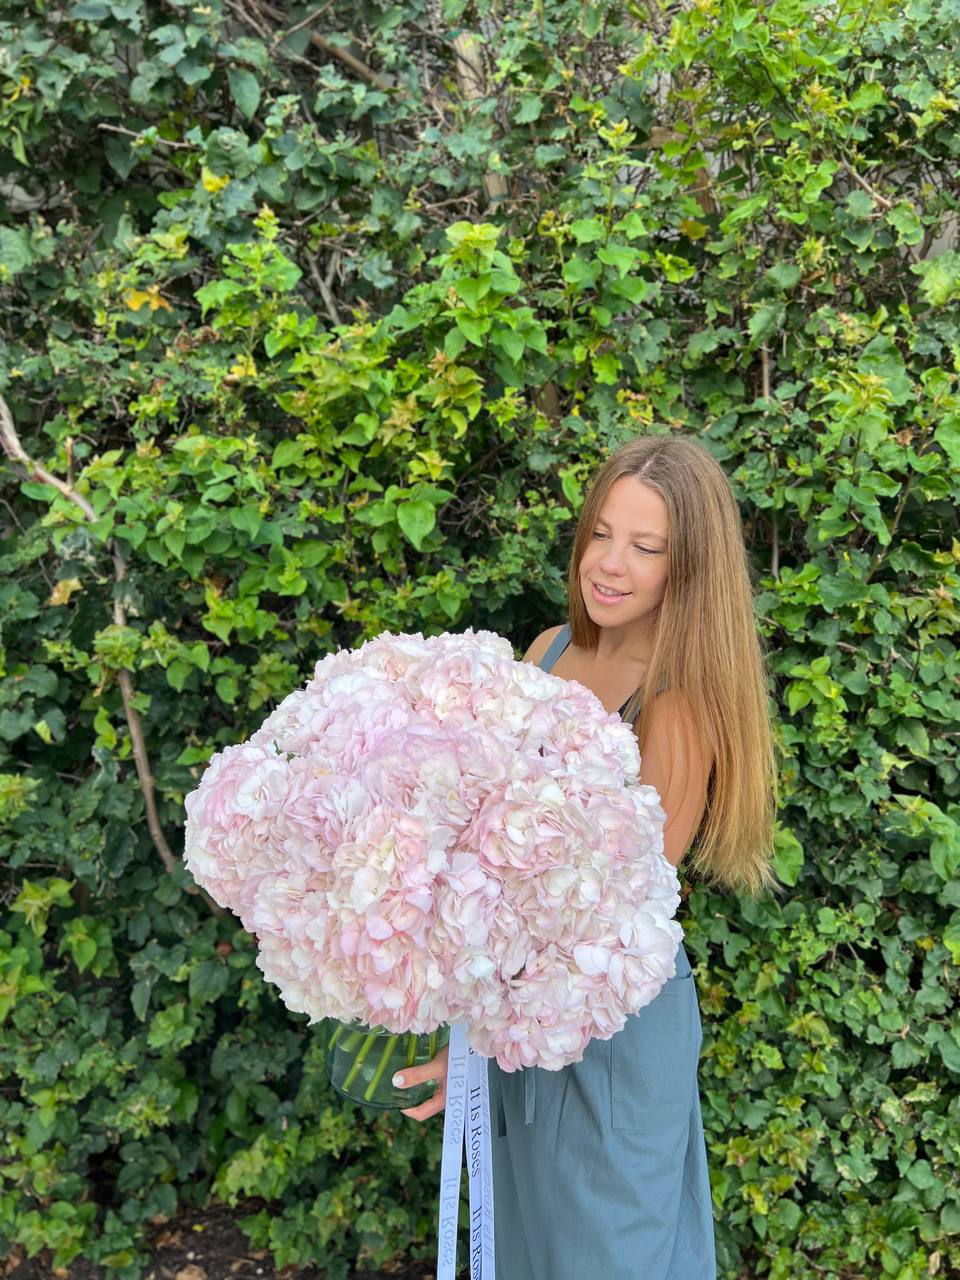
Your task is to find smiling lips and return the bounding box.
[591,581,630,602]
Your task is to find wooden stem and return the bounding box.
[0,396,222,912]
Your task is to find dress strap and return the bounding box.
[538,623,571,673]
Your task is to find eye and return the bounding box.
[592,531,655,554]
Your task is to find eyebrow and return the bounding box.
[596,517,667,542]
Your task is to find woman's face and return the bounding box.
[578,476,670,627]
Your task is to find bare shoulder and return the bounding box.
[520,624,565,665]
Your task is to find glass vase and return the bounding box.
[324,1019,451,1111]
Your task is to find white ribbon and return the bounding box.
[466,1042,495,1278]
[436,1023,495,1279]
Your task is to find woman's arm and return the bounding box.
[637,689,713,870]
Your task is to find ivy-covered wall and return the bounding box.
[1,2,958,1278]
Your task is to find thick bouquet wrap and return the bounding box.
[183,628,683,1279]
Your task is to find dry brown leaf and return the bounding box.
[174,1266,207,1280]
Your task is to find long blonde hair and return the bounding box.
[567,434,781,898]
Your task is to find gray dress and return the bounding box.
[487,623,717,1280]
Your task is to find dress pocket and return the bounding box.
[609,972,699,1132]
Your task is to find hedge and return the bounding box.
[0,1,958,1278]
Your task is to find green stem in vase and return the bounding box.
[341,1028,365,1054]
[327,1023,343,1052]
[365,1034,399,1101]
[342,1032,377,1092]
[404,1034,417,1068]
[428,1031,437,1060]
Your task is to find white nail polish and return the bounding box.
[392,1073,404,1087]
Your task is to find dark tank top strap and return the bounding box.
[538,623,572,673]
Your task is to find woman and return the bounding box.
[395,434,780,1279]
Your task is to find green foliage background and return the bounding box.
[1,0,958,1277]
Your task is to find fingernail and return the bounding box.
[392,1073,404,1087]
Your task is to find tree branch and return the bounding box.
[271,0,337,51]
[256,0,396,91]
[96,122,194,151]
[0,396,222,913]
[451,32,510,210]
[840,159,894,212]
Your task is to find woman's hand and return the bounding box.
[393,1043,449,1121]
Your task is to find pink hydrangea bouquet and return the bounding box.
[183,628,683,1103]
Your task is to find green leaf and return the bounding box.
[772,824,804,887]
[764,261,801,292]
[396,500,436,551]
[453,275,490,309]
[166,659,193,691]
[787,682,811,714]
[563,256,601,287]
[654,251,694,283]
[131,976,153,1022]
[0,228,35,279]
[273,440,306,469]
[818,574,866,610]
[70,936,97,972]
[515,94,543,123]
[226,67,261,121]
[938,1027,960,1073]
[570,218,606,244]
[911,250,960,306]
[454,313,489,346]
[495,329,525,362]
[229,507,262,538]
[721,192,769,230]
[848,81,887,112]
[749,303,783,342]
[195,278,244,316]
[845,189,875,218]
[560,468,581,506]
[858,336,912,405]
[444,326,468,358]
[592,352,621,384]
[215,674,239,704]
[800,159,838,203]
[609,275,649,303]
[943,922,960,966]
[934,419,960,467]
[189,959,230,1004]
[597,243,640,276]
[905,1159,937,1191]
[888,200,923,246]
[105,133,137,180]
[895,718,930,759]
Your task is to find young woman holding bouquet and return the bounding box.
[395,433,779,1280]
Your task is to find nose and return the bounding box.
[597,543,629,575]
